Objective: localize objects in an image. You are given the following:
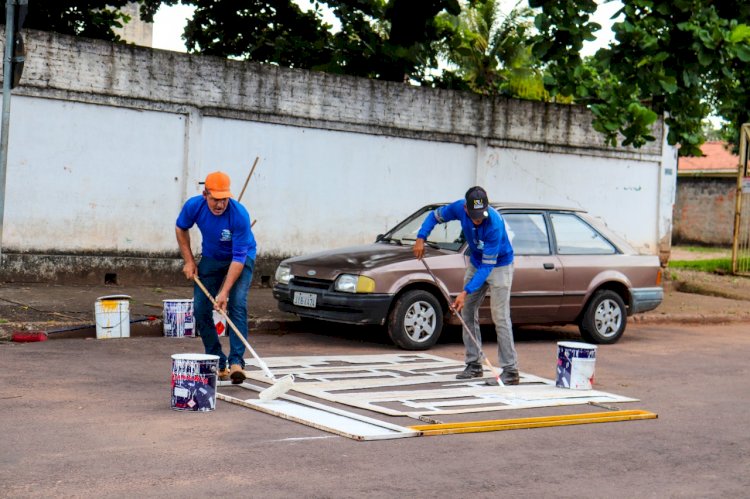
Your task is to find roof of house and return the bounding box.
[678,141,739,176]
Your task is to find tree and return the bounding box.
[1,1,135,41]
[436,0,546,99]
[530,0,750,156]
[140,0,461,83]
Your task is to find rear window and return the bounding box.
[504,213,550,255]
[550,213,616,255]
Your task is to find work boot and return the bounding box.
[218,367,230,382]
[485,370,520,386]
[456,363,484,379]
[229,364,246,385]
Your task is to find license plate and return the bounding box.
[293,291,317,308]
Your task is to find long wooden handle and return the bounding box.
[420,259,502,383]
[193,275,275,379]
[237,156,259,203]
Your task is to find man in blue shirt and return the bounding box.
[413,186,519,385]
[175,171,257,384]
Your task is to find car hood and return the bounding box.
[283,243,419,280]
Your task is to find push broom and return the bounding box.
[194,275,294,401]
[420,259,508,389]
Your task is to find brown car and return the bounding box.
[273,203,663,349]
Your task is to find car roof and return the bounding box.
[429,202,585,212]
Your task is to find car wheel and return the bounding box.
[578,289,627,344]
[387,290,444,350]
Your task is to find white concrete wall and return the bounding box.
[5,96,186,252]
[0,30,677,282]
[481,148,661,252]
[199,118,475,254]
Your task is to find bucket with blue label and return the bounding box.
[556,341,597,390]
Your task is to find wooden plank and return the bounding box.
[217,383,420,441]
[409,410,658,435]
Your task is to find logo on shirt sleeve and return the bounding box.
[220,229,232,242]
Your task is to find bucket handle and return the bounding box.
[95,305,129,329]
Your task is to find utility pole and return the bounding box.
[0,0,26,262]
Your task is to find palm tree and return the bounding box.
[439,0,547,100]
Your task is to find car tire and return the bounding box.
[578,289,627,344]
[387,290,444,350]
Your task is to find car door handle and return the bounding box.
[543,263,555,270]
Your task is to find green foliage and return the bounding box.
[530,0,750,156]
[2,0,135,41]
[141,0,460,82]
[436,0,546,99]
[668,258,733,274]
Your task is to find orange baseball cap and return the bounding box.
[204,171,232,199]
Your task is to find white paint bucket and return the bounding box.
[170,353,219,411]
[556,341,597,390]
[94,295,131,339]
[163,299,194,337]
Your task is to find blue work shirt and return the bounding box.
[417,200,513,294]
[176,196,256,264]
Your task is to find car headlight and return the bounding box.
[274,264,292,285]
[334,274,375,293]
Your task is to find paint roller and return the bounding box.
[419,258,509,390]
[193,276,294,401]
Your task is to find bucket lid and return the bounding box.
[163,298,194,303]
[97,294,132,301]
[558,341,597,350]
[171,353,220,361]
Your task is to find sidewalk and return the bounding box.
[1,269,749,340]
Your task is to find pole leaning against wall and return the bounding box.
[0,0,27,263]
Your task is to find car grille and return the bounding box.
[291,276,332,290]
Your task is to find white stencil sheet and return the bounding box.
[240,354,637,417]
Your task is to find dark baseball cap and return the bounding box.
[465,186,489,221]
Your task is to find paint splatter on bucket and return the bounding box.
[170,353,219,411]
[163,299,194,337]
[556,341,597,390]
[94,295,131,339]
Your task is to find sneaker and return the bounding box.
[218,367,230,382]
[456,364,484,379]
[229,364,246,385]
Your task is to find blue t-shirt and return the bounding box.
[417,200,513,294]
[176,196,256,263]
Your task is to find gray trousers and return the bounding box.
[461,263,518,372]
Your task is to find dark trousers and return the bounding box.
[194,257,254,369]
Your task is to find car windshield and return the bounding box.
[380,206,465,252]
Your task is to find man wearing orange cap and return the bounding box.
[175,171,257,384]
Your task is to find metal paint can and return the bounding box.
[163,299,194,337]
[556,341,597,390]
[170,353,219,411]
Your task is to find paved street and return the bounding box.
[1,321,748,498]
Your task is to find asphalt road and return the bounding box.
[1,321,748,498]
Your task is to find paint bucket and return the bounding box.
[163,299,195,337]
[170,353,219,412]
[94,295,131,339]
[556,341,597,390]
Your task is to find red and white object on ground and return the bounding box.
[11,331,48,342]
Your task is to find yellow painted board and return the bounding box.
[409,410,657,436]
